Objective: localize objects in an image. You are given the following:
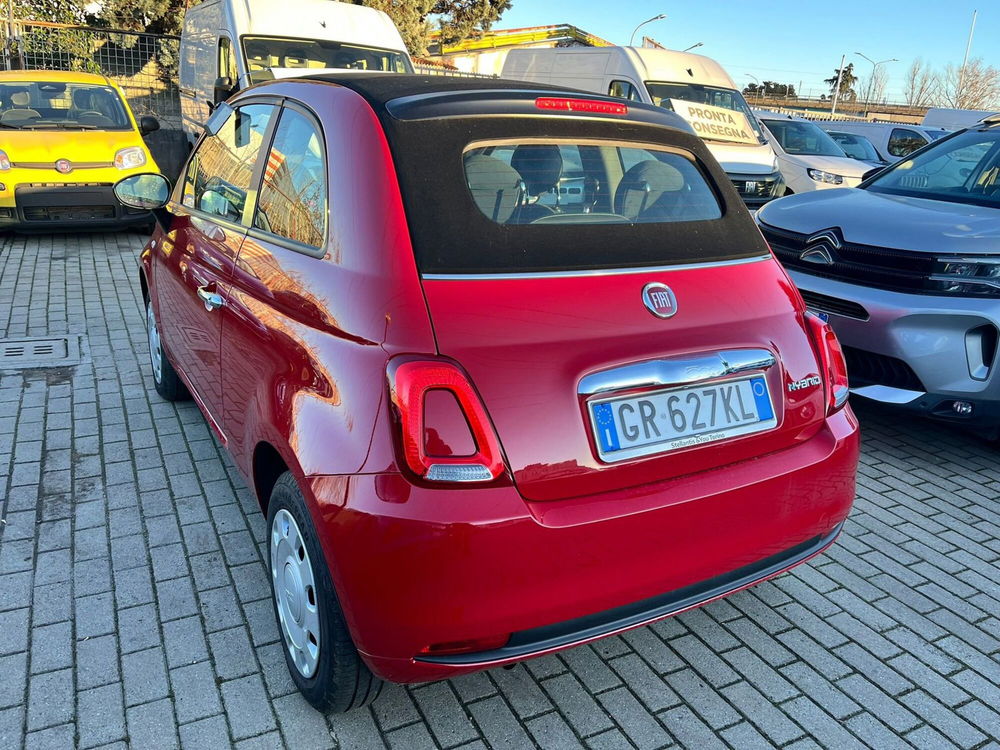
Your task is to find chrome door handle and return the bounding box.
[197,286,224,311]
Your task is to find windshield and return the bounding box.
[0,81,130,130]
[828,131,881,162]
[866,129,1000,209]
[762,119,846,157]
[242,36,411,83]
[644,82,765,142]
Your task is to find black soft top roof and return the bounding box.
[295,73,765,274]
[299,73,694,132]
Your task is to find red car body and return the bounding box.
[137,75,858,684]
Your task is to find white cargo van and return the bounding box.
[179,0,412,143]
[501,47,783,207]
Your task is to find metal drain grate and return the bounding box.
[0,335,85,369]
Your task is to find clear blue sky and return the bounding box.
[495,1,993,100]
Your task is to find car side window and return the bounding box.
[888,128,928,158]
[218,36,237,83]
[182,103,275,223]
[252,106,327,249]
[608,81,641,101]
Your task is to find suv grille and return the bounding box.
[761,224,936,293]
[843,346,924,391]
[799,289,870,321]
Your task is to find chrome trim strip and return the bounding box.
[421,255,770,281]
[578,348,776,396]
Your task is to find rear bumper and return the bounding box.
[306,407,858,683]
[0,183,150,229]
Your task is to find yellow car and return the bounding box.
[0,70,161,230]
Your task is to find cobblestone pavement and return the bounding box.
[1,231,999,750]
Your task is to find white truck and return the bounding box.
[179,0,412,144]
[501,47,783,207]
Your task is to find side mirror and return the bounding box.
[861,167,885,182]
[114,173,170,210]
[213,76,235,105]
[139,115,160,136]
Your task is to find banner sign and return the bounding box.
[667,99,758,145]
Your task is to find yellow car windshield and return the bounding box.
[0,81,131,131]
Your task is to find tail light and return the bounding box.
[806,312,850,414]
[0,150,10,171]
[387,358,506,483]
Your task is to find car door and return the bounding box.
[154,100,277,438]
[219,101,350,470]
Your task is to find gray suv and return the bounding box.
[757,119,1000,433]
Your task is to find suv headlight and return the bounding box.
[807,168,843,185]
[114,147,147,170]
[931,257,1000,296]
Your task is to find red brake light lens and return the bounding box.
[0,151,10,171]
[806,312,850,414]
[388,359,506,483]
[535,97,629,116]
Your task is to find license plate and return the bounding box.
[589,376,777,462]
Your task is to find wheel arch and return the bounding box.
[252,440,290,513]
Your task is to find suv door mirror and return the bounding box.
[213,76,235,105]
[139,115,160,136]
[114,173,171,210]
[862,167,885,182]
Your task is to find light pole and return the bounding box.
[855,52,897,117]
[629,14,666,47]
[745,73,760,104]
[683,42,703,52]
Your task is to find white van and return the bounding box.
[501,47,783,207]
[922,107,1000,131]
[179,0,412,143]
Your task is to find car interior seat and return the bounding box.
[464,154,525,223]
[510,145,562,223]
[0,89,41,124]
[614,160,688,222]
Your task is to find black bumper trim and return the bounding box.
[417,522,843,665]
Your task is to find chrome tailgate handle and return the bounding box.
[579,348,776,396]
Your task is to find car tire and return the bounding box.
[145,297,189,401]
[267,471,383,713]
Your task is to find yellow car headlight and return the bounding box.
[0,150,10,171]
[114,147,147,170]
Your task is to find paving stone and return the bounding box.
[77,683,126,749]
[126,698,179,750]
[179,715,231,749]
[122,647,170,707]
[220,674,276,741]
[171,661,223,724]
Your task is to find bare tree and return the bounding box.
[903,58,940,107]
[942,57,1000,109]
[860,66,889,107]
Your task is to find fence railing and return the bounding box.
[412,62,496,78]
[4,19,181,129]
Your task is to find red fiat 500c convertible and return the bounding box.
[113,75,859,712]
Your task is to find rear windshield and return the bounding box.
[463,141,721,225]
[380,112,766,275]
